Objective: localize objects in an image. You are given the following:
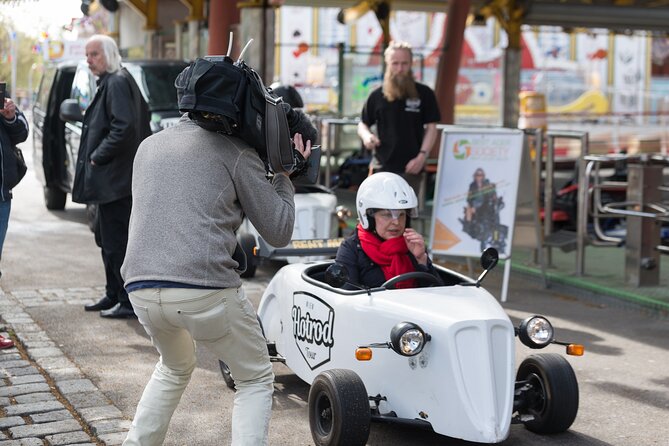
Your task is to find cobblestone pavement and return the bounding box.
[0,287,129,446]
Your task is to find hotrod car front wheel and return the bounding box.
[308,369,370,446]
[516,353,579,434]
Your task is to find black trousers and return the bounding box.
[95,196,132,307]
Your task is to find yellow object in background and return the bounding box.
[518,91,547,131]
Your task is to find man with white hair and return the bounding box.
[74,34,151,319]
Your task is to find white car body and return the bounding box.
[257,262,516,443]
[238,188,338,263]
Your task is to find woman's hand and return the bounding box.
[404,228,428,265]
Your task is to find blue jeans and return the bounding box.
[0,200,11,261]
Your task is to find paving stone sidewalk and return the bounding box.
[0,287,129,446]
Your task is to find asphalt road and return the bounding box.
[3,128,668,445]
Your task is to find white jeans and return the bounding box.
[123,287,274,446]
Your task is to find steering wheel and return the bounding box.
[381,271,442,289]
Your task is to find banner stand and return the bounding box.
[430,126,525,302]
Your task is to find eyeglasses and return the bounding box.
[374,209,407,221]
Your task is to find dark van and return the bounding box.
[32,59,188,210]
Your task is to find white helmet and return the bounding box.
[356,172,418,229]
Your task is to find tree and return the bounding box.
[0,15,45,98]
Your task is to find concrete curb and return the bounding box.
[0,288,129,446]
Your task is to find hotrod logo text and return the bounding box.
[292,306,334,347]
[292,292,335,370]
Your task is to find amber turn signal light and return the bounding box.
[566,344,584,356]
[355,348,372,361]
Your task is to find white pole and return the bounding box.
[501,259,511,302]
[10,30,18,100]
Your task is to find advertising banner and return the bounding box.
[430,127,524,259]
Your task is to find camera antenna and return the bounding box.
[237,38,254,64]
[226,31,233,57]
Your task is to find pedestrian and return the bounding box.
[119,58,317,445]
[357,40,441,193]
[75,34,151,319]
[0,93,29,349]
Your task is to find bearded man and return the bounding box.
[357,41,441,193]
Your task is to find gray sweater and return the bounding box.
[121,116,295,289]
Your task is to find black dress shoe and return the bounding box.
[100,303,137,319]
[84,296,116,312]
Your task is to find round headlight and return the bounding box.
[390,322,429,356]
[518,316,554,349]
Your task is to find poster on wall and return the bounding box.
[279,6,313,85]
[612,34,647,119]
[430,127,524,259]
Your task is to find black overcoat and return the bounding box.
[72,68,150,204]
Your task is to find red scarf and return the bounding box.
[357,224,417,289]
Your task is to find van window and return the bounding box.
[34,67,56,111]
[126,64,187,112]
[71,68,94,113]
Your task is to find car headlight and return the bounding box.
[518,315,554,349]
[390,322,430,356]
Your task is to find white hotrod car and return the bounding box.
[235,183,349,278]
[221,244,584,445]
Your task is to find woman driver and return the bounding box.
[335,172,443,289]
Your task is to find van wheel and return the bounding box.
[44,187,66,210]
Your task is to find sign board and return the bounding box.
[430,127,524,259]
[43,39,87,62]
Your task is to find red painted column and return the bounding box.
[434,0,470,125]
[208,0,240,56]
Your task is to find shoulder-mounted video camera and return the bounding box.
[175,39,320,182]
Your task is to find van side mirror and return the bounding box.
[59,99,84,122]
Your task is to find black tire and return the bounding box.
[517,353,579,434]
[44,187,66,210]
[238,233,257,278]
[218,360,236,390]
[308,369,370,446]
[219,315,265,391]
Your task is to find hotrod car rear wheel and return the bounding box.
[218,316,267,391]
[516,353,579,434]
[218,361,236,390]
[238,233,257,278]
[308,369,370,446]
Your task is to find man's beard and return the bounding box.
[382,71,418,102]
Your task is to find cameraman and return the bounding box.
[120,61,315,445]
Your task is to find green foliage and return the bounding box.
[0,15,45,96]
